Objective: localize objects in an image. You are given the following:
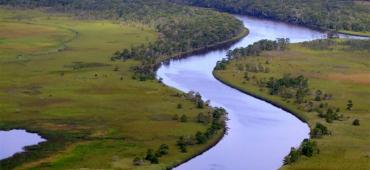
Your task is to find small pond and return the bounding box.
[0,129,45,160]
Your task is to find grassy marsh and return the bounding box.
[0,8,223,169]
[214,40,370,169]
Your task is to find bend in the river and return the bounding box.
[157,15,362,170]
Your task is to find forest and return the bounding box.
[171,0,370,33]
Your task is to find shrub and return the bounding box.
[300,139,318,157]
[311,123,330,138]
[179,145,187,153]
[145,149,159,164]
[177,136,188,153]
[319,108,340,123]
[347,100,353,110]
[353,119,360,126]
[177,103,182,109]
[195,131,207,144]
[156,144,169,157]
[284,139,319,164]
[284,147,300,165]
[180,114,188,122]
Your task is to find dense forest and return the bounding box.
[170,0,370,32]
[0,0,245,80]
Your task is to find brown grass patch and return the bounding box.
[40,122,89,132]
[0,23,58,39]
[326,73,370,85]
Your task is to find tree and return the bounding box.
[296,88,308,104]
[311,123,329,138]
[156,144,169,156]
[195,92,204,108]
[179,144,187,153]
[347,100,353,111]
[177,136,188,153]
[195,131,207,144]
[284,147,300,165]
[145,149,159,164]
[300,139,318,157]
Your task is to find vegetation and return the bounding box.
[0,0,246,81]
[227,39,290,58]
[310,123,330,138]
[176,108,227,153]
[0,1,241,168]
[214,39,370,169]
[171,0,370,35]
[284,139,319,165]
[352,119,360,126]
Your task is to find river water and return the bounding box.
[157,15,347,170]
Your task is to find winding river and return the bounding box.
[157,15,360,170]
[0,14,365,166]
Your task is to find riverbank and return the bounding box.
[160,27,249,169]
[156,27,249,64]
[0,7,245,169]
[214,41,370,169]
[213,72,309,125]
[170,0,370,40]
[337,30,370,37]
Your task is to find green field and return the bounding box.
[214,40,370,169]
[0,8,224,169]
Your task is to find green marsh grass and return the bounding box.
[215,41,370,169]
[0,8,222,169]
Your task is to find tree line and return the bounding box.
[170,0,370,32]
[133,92,227,166]
[176,107,228,153]
[303,39,370,51]
[215,39,289,71]
[227,38,290,59]
[0,0,245,81]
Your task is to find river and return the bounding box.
[157,15,359,170]
[0,14,363,167]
